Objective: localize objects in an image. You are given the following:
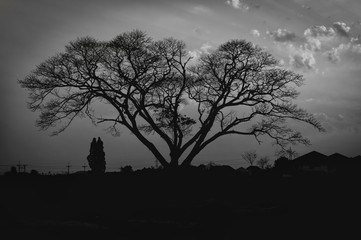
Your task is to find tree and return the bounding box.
[120,165,133,174]
[19,30,323,169]
[87,137,106,173]
[30,169,40,175]
[276,147,299,160]
[9,166,17,175]
[241,150,258,166]
[257,156,272,169]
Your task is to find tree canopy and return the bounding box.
[20,30,323,168]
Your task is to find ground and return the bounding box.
[1,168,360,239]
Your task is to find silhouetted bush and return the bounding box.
[120,165,133,174]
[30,169,39,175]
[87,137,106,174]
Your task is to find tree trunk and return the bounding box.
[181,149,199,167]
[169,151,180,169]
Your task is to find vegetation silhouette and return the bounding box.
[256,156,272,169]
[120,165,133,174]
[87,137,106,174]
[241,150,258,166]
[2,154,361,239]
[19,30,324,169]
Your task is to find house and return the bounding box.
[292,151,361,175]
[327,153,351,173]
[293,151,328,173]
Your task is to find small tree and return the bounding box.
[257,156,272,169]
[10,166,17,174]
[120,165,133,174]
[241,150,258,166]
[30,169,40,175]
[87,137,106,174]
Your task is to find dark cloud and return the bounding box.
[332,22,351,38]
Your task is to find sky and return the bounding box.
[1,0,361,173]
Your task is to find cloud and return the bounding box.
[351,43,361,54]
[301,4,311,10]
[305,22,361,65]
[266,28,316,71]
[251,29,260,37]
[278,58,285,66]
[351,36,361,45]
[324,42,361,64]
[188,5,212,15]
[325,47,341,63]
[313,112,359,134]
[188,49,201,60]
[267,28,298,42]
[200,42,213,53]
[267,21,361,69]
[332,22,351,38]
[305,37,322,51]
[314,112,330,122]
[188,43,214,62]
[304,25,336,39]
[225,0,250,11]
[303,22,352,52]
[336,114,344,121]
[289,50,316,70]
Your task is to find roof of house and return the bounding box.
[294,151,358,166]
[327,153,350,162]
[293,151,327,165]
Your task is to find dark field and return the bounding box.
[1,168,361,239]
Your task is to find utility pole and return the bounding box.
[23,164,27,173]
[66,163,71,175]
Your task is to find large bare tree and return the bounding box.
[20,30,323,168]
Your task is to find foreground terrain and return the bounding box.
[1,167,361,239]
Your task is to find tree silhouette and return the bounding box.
[87,137,106,173]
[120,165,133,174]
[20,30,323,168]
[257,156,272,169]
[11,166,17,174]
[242,150,258,166]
